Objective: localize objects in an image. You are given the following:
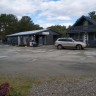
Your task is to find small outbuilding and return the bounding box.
[66,15,96,46]
[6,29,61,46]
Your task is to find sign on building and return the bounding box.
[42,32,49,35]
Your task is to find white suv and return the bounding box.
[55,38,86,50]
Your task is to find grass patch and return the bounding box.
[0,73,96,96]
[0,73,45,96]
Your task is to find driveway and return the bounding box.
[0,45,96,77]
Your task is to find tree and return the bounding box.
[18,16,43,32]
[34,24,43,30]
[48,25,67,37]
[0,14,18,41]
[67,25,72,29]
[88,11,96,20]
[18,16,34,32]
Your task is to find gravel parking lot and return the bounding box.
[0,44,96,96]
[0,44,96,77]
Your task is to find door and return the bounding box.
[44,36,47,45]
[61,39,67,46]
[38,36,43,45]
[58,39,67,46]
[66,39,75,47]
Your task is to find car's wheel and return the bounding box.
[76,45,82,50]
[57,45,63,49]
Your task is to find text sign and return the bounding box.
[42,32,49,35]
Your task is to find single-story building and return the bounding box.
[6,29,61,46]
[66,15,96,46]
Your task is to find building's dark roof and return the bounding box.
[85,16,96,25]
[66,15,96,33]
[7,29,61,37]
[73,15,96,26]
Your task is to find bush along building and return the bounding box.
[66,15,96,46]
[6,29,61,46]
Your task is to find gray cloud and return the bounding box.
[0,0,96,27]
[1,0,96,17]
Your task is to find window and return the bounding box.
[66,39,73,42]
[58,39,66,41]
[58,38,73,42]
[83,20,88,26]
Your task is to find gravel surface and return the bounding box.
[1,45,96,77]
[30,78,96,96]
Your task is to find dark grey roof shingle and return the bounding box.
[66,15,96,33]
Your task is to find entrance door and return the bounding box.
[38,36,43,45]
[44,36,47,45]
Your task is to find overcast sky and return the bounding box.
[0,0,96,28]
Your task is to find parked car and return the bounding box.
[55,38,86,50]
